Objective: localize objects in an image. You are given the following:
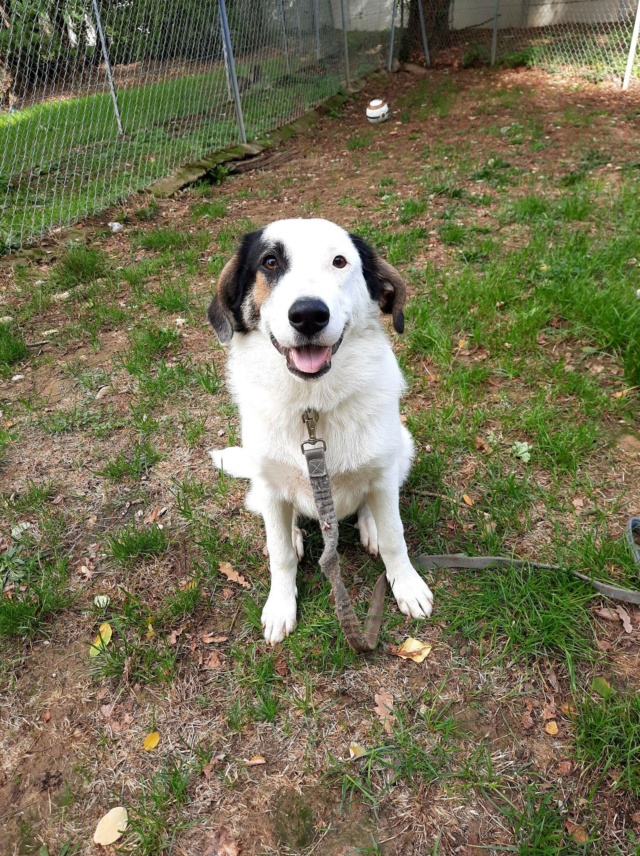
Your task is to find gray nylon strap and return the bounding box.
[414,517,640,606]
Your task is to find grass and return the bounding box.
[0,322,28,374]
[1,68,640,855]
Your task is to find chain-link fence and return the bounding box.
[1,0,639,250]
[396,0,640,85]
[0,0,393,250]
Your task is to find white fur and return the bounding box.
[210,219,433,643]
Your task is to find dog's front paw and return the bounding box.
[208,446,253,479]
[261,591,298,644]
[390,568,434,619]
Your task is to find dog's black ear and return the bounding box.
[207,253,239,344]
[349,234,407,334]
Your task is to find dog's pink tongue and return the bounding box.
[290,345,331,374]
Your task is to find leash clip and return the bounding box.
[301,408,326,454]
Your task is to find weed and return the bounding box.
[574,690,640,792]
[0,323,28,374]
[108,525,169,565]
[399,197,427,224]
[99,440,162,481]
[52,245,108,288]
[191,197,228,220]
[124,758,193,854]
[152,280,191,312]
[0,548,71,638]
[347,132,373,151]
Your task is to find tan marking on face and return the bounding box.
[253,271,272,308]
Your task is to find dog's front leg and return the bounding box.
[367,476,434,619]
[260,496,299,644]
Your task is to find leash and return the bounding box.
[302,408,387,652]
[302,407,640,650]
[414,517,640,605]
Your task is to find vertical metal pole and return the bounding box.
[279,0,291,72]
[219,0,247,144]
[339,0,351,90]
[417,0,431,66]
[623,0,640,90]
[387,0,397,72]
[91,0,123,135]
[222,39,233,100]
[491,0,501,65]
[314,0,322,60]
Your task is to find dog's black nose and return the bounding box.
[288,298,330,337]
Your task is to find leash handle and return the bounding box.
[414,518,640,606]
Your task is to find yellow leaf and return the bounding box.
[185,580,197,590]
[143,731,160,751]
[93,806,128,845]
[462,494,474,507]
[544,720,559,736]
[146,624,155,638]
[245,755,266,766]
[394,637,433,663]
[349,742,367,759]
[89,622,113,658]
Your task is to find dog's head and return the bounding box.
[207,218,406,380]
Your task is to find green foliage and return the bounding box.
[0,323,28,374]
[108,525,169,565]
[0,547,71,638]
[574,691,640,793]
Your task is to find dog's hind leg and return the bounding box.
[208,446,254,479]
[356,503,378,556]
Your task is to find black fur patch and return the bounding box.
[349,233,406,333]
[222,229,289,333]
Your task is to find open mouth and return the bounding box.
[270,333,343,379]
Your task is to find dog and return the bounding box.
[207,218,433,644]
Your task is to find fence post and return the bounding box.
[623,0,640,90]
[417,0,431,67]
[91,0,123,136]
[490,0,501,65]
[279,0,291,72]
[314,0,322,60]
[219,0,247,145]
[339,0,351,90]
[387,0,397,72]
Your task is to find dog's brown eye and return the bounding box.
[263,255,278,271]
[333,255,347,269]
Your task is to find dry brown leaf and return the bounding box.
[394,637,432,663]
[349,742,367,759]
[42,710,51,723]
[93,806,128,845]
[544,720,559,736]
[374,690,396,735]
[596,638,613,652]
[565,821,588,844]
[203,650,224,670]
[560,701,576,718]
[143,731,160,751]
[595,607,620,622]
[245,755,266,766]
[475,436,491,453]
[219,561,250,589]
[630,811,640,825]
[556,760,571,775]
[615,604,633,634]
[167,627,184,646]
[462,494,473,507]
[520,712,534,730]
[541,701,556,721]
[202,824,241,856]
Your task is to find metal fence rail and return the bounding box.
[0,0,639,250]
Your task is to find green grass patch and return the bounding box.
[0,322,28,374]
[99,440,162,482]
[108,525,169,565]
[0,547,71,638]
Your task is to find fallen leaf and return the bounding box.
[462,494,474,507]
[595,607,620,622]
[202,824,241,856]
[565,821,588,844]
[89,622,113,657]
[556,760,571,775]
[591,676,615,699]
[167,627,184,645]
[560,701,576,718]
[544,720,559,736]
[475,436,491,453]
[93,806,128,845]
[571,497,584,509]
[394,637,432,663]
[373,690,396,735]
[219,561,250,589]
[520,712,534,730]
[596,638,613,651]
[541,702,556,721]
[42,710,51,723]
[203,650,224,669]
[201,632,228,644]
[349,742,367,759]
[143,731,160,751]
[615,604,632,634]
[245,755,266,766]
[630,811,640,825]
[93,594,110,609]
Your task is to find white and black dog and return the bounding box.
[207,218,433,644]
